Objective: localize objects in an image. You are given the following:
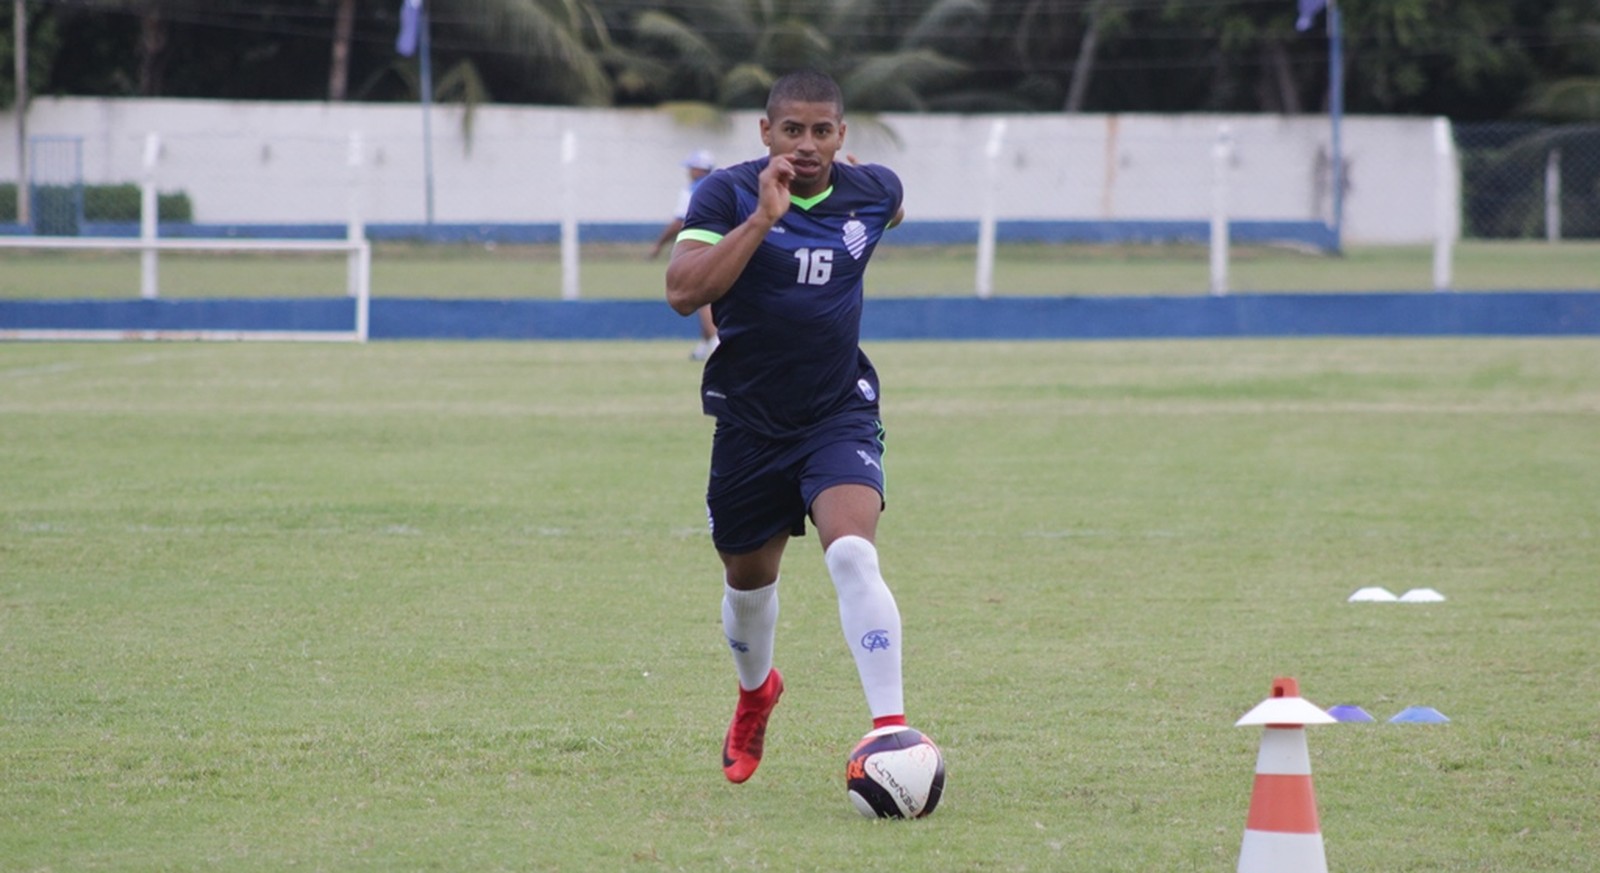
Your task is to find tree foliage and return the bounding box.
[1,0,1596,119]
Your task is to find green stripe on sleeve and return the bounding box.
[676,228,724,245]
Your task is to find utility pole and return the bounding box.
[13,0,29,225]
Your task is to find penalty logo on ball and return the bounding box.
[845,725,945,819]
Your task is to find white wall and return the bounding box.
[1,97,1447,244]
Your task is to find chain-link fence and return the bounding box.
[1456,122,1600,240]
[28,135,86,236]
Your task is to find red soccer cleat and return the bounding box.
[722,669,784,783]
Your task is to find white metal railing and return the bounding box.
[2,131,371,341]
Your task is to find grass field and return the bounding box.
[3,338,1598,870]
[1,239,1597,300]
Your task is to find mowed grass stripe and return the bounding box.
[2,240,1598,299]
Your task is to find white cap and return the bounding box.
[683,149,715,170]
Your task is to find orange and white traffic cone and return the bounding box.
[1235,677,1336,873]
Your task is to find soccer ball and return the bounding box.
[845,725,945,819]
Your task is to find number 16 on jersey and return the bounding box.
[794,248,834,285]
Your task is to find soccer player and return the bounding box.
[649,149,720,360]
[664,69,909,784]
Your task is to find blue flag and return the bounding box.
[396,0,422,56]
[1296,0,1327,31]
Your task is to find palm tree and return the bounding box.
[1064,0,1111,112]
[333,0,616,106]
[829,0,976,111]
[605,1,830,107]
[606,0,976,111]
[351,0,615,143]
[41,0,186,96]
[328,0,357,101]
[134,0,165,95]
[92,0,182,95]
[1520,77,1600,124]
[439,0,613,105]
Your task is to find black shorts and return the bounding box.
[706,416,886,555]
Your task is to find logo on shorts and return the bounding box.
[860,629,892,652]
[856,449,881,471]
[857,378,876,401]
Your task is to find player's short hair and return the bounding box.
[766,70,844,119]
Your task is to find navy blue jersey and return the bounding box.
[680,157,904,439]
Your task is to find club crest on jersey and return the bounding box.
[857,378,876,401]
[842,218,868,260]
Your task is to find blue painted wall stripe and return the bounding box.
[5,293,1599,340]
[1,298,356,332]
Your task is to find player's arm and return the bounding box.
[665,158,795,316]
[648,218,684,259]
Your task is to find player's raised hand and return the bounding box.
[757,156,796,225]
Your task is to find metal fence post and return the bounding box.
[1545,147,1562,243]
[1432,118,1456,292]
[1210,124,1233,297]
[141,132,160,299]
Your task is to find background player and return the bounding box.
[664,69,910,784]
[650,149,720,359]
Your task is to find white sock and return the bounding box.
[722,579,778,692]
[824,536,904,720]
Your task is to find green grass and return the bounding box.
[1,239,1597,299]
[2,339,1599,871]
